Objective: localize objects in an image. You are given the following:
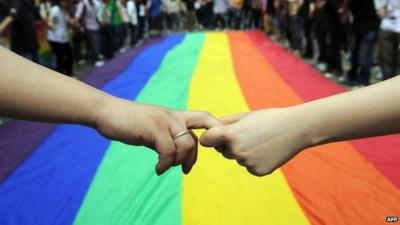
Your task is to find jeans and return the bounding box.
[349,30,378,85]
[379,29,400,80]
[288,15,302,51]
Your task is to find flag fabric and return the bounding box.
[0,31,399,225]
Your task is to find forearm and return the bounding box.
[297,76,400,146]
[0,16,13,34]
[0,46,113,127]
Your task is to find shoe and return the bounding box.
[77,59,86,66]
[95,60,105,67]
[316,63,327,72]
[324,72,334,78]
[337,76,347,83]
[351,84,365,90]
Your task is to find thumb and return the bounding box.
[199,126,228,147]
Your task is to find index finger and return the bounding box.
[180,111,222,129]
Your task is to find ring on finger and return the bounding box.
[172,130,191,140]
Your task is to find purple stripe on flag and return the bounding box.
[0,38,163,182]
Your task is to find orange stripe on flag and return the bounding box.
[228,31,400,225]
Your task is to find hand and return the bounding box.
[95,97,221,175]
[200,108,312,176]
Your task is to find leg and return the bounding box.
[379,29,396,79]
[358,30,378,85]
[48,41,64,74]
[348,32,361,82]
[63,43,74,76]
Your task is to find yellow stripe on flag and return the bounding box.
[182,32,310,225]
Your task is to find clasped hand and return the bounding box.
[96,98,307,176]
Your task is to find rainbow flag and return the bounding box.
[0,31,399,225]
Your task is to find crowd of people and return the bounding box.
[0,0,399,86]
[264,0,399,88]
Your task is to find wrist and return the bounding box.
[290,103,331,149]
[88,93,119,129]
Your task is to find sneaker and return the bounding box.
[337,76,347,83]
[77,59,86,66]
[324,72,334,79]
[95,60,105,67]
[351,84,365,90]
[316,63,327,72]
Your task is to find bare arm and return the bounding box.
[302,76,400,144]
[0,46,220,175]
[0,16,13,35]
[201,76,400,176]
[0,45,102,125]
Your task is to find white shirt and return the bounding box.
[75,0,101,31]
[47,6,69,43]
[164,0,181,13]
[375,0,400,33]
[139,4,146,17]
[127,0,138,25]
[213,0,230,13]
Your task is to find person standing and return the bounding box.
[286,0,303,54]
[0,0,40,63]
[230,0,243,29]
[136,0,148,39]
[105,0,124,52]
[375,0,400,80]
[299,0,314,58]
[347,0,380,86]
[183,0,197,30]
[75,0,105,67]
[213,0,229,29]
[148,0,163,35]
[126,0,139,46]
[47,0,74,76]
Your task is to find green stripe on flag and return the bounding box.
[73,33,205,225]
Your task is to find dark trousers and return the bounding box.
[48,41,73,76]
[287,15,302,51]
[252,9,261,29]
[315,18,343,72]
[138,16,146,39]
[86,29,102,62]
[348,30,378,85]
[303,17,314,58]
[230,8,242,29]
[20,51,39,64]
[214,13,227,29]
[110,24,124,52]
[101,25,114,59]
[201,2,214,28]
[72,30,86,62]
[379,29,400,80]
[129,24,138,46]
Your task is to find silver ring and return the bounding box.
[172,130,191,140]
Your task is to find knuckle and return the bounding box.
[221,126,235,142]
[178,136,196,149]
[232,150,246,160]
[152,117,166,128]
[162,150,177,160]
[163,108,175,117]
[199,111,212,117]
